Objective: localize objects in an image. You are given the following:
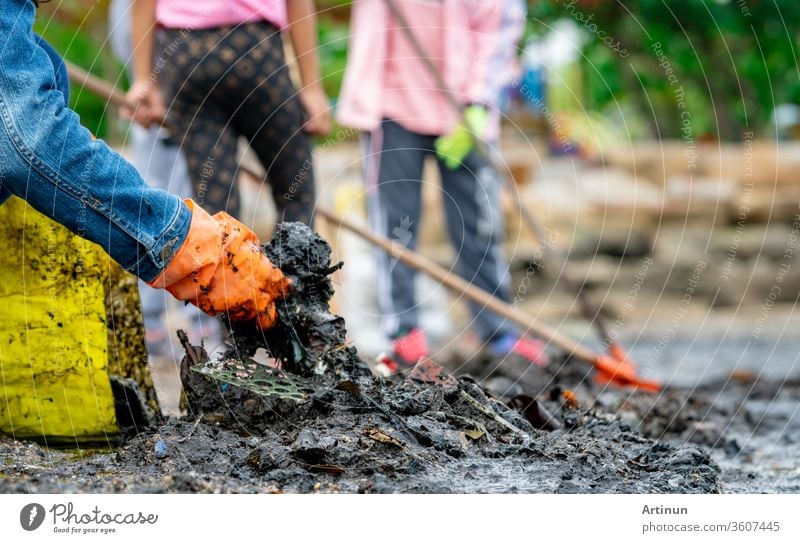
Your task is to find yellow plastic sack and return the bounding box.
[0,197,117,444]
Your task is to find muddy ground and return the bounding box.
[0,354,796,494]
[2,221,799,494]
[2,335,798,494]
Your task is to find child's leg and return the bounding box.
[130,126,176,338]
[157,28,242,219]
[129,124,197,355]
[366,120,427,338]
[227,23,316,225]
[438,152,514,342]
[172,114,240,218]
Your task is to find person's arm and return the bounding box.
[287,0,332,136]
[126,0,164,128]
[0,0,188,281]
[2,1,290,329]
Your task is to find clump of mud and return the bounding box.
[224,222,368,380]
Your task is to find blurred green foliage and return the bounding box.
[35,0,124,139]
[37,0,795,142]
[529,0,800,140]
[317,20,349,99]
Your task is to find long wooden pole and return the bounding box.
[67,61,131,109]
[66,61,177,131]
[315,207,661,389]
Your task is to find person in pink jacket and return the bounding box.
[337,0,549,369]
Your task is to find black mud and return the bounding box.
[225,222,368,380]
[452,350,800,494]
[5,356,799,494]
[0,378,723,493]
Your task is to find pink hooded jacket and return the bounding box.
[336,0,503,133]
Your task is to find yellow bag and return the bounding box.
[0,197,119,444]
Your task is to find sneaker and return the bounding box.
[489,333,550,367]
[391,328,430,367]
[374,353,400,377]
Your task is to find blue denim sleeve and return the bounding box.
[35,34,70,104]
[0,0,190,282]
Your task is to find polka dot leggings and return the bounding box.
[158,21,315,225]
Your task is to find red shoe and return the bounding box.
[490,333,550,367]
[512,337,550,367]
[374,353,399,377]
[392,328,430,366]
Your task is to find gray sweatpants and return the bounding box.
[365,119,514,342]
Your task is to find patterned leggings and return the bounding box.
[158,21,315,224]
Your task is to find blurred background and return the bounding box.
[37,1,800,141]
[36,0,800,386]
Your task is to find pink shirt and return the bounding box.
[381,0,459,135]
[157,0,287,30]
[337,0,502,135]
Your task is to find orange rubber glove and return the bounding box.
[148,200,291,329]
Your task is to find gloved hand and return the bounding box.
[435,105,489,170]
[148,200,291,329]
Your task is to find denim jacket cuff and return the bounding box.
[131,200,192,282]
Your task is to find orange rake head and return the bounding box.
[592,342,662,393]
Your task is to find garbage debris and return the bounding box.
[224,222,368,380]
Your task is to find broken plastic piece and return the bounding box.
[191,357,317,403]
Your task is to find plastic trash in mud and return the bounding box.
[179,332,316,404]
